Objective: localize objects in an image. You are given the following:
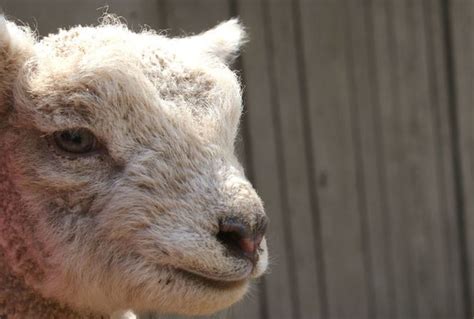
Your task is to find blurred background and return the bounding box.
[2,0,474,318]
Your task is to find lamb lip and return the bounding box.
[175,268,250,289]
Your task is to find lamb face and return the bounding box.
[0,18,268,316]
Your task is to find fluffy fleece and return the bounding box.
[0,15,268,318]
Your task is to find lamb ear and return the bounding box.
[0,15,34,114]
[0,15,34,66]
[190,18,247,65]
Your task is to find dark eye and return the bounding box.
[52,128,99,154]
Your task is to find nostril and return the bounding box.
[217,218,266,262]
[217,221,249,254]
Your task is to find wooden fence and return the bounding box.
[3,0,474,318]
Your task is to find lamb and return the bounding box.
[0,15,268,318]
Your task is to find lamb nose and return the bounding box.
[217,218,267,262]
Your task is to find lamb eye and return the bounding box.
[52,128,98,154]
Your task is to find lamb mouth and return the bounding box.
[175,268,249,290]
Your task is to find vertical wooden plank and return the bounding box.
[422,0,465,316]
[297,0,370,318]
[370,0,464,317]
[394,1,452,316]
[449,0,474,316]
[369,0,466,317]
[370,1,416,316]
[237,0,296,318]
[345,1,393,317]
[234,113,249,171]
[262,0,323,317]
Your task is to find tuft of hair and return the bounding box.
[98,13,128,28]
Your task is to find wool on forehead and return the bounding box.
[16,16,244,147]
